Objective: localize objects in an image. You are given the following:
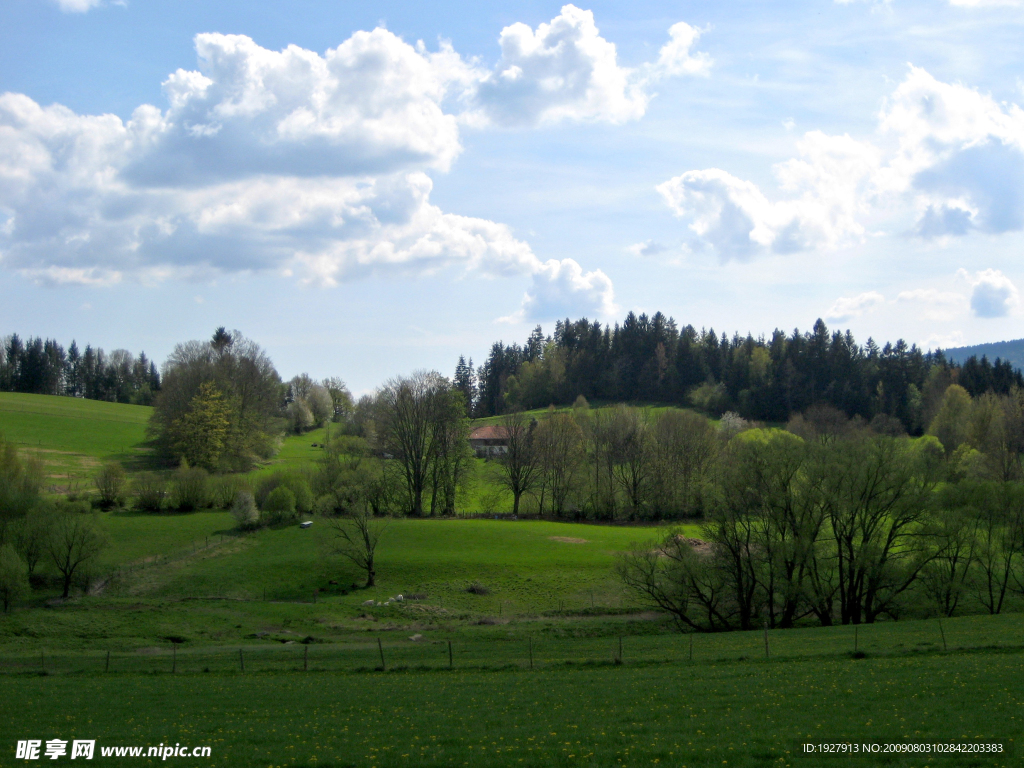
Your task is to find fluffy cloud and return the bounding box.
[658,66,1024,258]
[473,5,709,127]
[2,11,708,295]
[658,132,878,259]
[505,258,616,321]
[959,268,1020,317]
[824,291,885,322]
[0,29,595,297]
[647,23,712,79]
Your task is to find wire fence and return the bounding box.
[3,613,1022,677]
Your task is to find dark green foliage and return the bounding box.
[169,463,210,511]
[93,462,127,509]
[0,333,159,404]
[256,470,312,515]
[131,473,167,512]
[468,314,1024,431]
[263,486,297,523]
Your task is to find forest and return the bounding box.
[462,314,1024,430]
[0,333,160,405]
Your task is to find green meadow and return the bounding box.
[1,394,1023,766]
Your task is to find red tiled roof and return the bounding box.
[469,425,508,440]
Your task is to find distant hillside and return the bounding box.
[943,339,1024,372]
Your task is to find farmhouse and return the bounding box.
[468,425,509,457]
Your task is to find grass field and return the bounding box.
[2,395,1023,767]
[0,638,1020,767]
[0,392,153,479]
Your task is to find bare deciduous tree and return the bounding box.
[496,411,538,516]
[47,507,107,599]
[326,510,389,588]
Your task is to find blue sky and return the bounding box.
[2,0,1023,392]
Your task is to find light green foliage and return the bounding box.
[928,384,973,454]
[150,331,283,471]
[0,543,29,611]
[0,433,43,528]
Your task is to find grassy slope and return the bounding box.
[0,392,153,477]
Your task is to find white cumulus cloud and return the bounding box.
[503,258,616,322]
[824,291,885,322]
[0,28,613,304]
[657,66,1024,259]
[472,5,709,127]
[657,132,878,259]
[959,268,1020,317]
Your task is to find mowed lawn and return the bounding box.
[0,649,1019,767]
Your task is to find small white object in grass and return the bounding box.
[362,599,375,606]
[299,521,313,529]
[396,594,404,602]
[409,633,423,642]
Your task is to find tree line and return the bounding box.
[457,314,1024,431]
[619,428,1024,631]
[0,333,161,405]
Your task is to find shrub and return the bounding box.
[210,475,251,510]
[94,463,127,509]
[465,581,490,595]
[170,463,210,511]
[131,473,167,512]
[0,544,29,612]
[256,471,313,514]
[263,486,297,523]
[231,491,260,530]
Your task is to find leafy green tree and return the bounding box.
[170,382,231,471]
[150,330,283,471]
[928,384,973,456]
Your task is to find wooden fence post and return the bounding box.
[239,648,244,672]
[448,639,453,670]
[763,620,770,659]
[172,645,176,674]
[304,644,308,671]
[105,650,110,673]
[938,619,947,652]
[377,637,386,671]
